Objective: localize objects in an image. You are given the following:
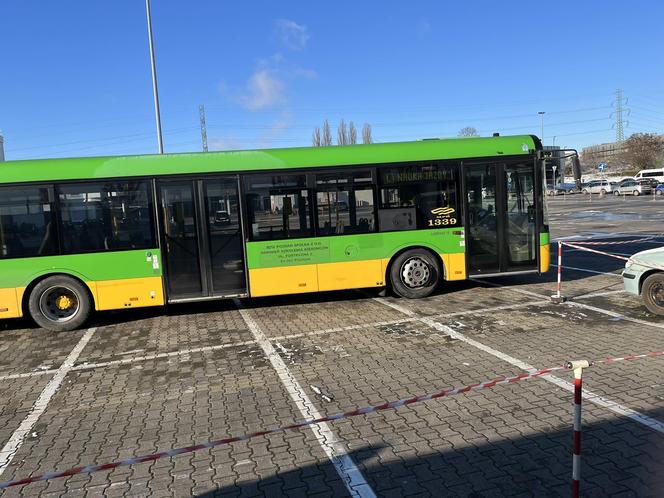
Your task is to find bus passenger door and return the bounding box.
[464,162,538,275]
[159,181,204,298]
[202,178,247,296]
[158,177,247,301]
[503,164,537,271]
[465,163,501,274]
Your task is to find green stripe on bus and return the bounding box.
[0,135,536,185]
[0,249,162,288]
[540,232,550,245]
[246,229,465,269]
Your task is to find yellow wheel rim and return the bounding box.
[55,295,74,310]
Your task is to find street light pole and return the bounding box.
[145,0,164,154]
[538,111,545,144]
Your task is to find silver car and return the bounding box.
[582,180,614,195]
[613,179,652,196]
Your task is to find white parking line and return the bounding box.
[233,300,376,498]
[0,370,59,382]
[0,327,97,478]
[475,278,664,332]
[70,339,257,372]
[271,300,548,342]
[573,289,626,299]
[371,297,664,434]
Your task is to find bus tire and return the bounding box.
[642,273,664,316]
[28,275,92,331]
[390,249,441,299]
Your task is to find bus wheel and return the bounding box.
[28,276,92,331]
[390,249,441,299]
[642,273,664,316]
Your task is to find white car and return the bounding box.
[582,180,614,195]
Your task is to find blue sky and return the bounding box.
[2,1,664,161]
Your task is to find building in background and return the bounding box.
[581,141,624,169]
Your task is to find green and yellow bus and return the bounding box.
[0,134,550,331]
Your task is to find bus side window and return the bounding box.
[377,162,459,231]
[57,181,155,254]
[0,186,57,259]
[314,171,375,236]
[244,175,312,241]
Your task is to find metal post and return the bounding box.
[145,0,164,154]
[538,111,545,143]
[551,241,566,303]
[566,360,591,498]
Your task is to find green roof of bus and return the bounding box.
[0,135,538,185]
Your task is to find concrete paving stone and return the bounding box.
[2,199,664,496]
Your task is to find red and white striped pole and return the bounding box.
[551,241,566,303]
[566,359,590,498]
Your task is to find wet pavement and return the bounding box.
[0,195,663,497]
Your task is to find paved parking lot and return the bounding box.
[1,195,664,497]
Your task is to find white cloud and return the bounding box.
[236,69,286,111]
[274,19,310,51]
[209,137,243,151]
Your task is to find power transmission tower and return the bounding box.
[614,89,627,144]
[199,104,208,152]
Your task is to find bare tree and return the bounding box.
[458,127,479,137]
[621,133,664,170]
[312,127,321,147]
[337,119,348,145]
[322,120,332,146]
[362,123,373,144]
[349,121,357,145]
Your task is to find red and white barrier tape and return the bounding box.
[596,350,664,365]
[563,241,664,272]
[564,234,664,246]
[563,242,629,261]
[1,351,663,490]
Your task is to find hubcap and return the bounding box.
[56,295,74,310]
[39,286,79,323]
[650,282,664,308]
[400,257,431,288]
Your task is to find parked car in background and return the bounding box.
[634,168,664,185]
[582,179,614,194]
[639,177,660,189]
[546,183,578,195]
[623,247,664,315]
[613,179,652,196]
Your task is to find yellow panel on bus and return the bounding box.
[0,288,21,319]
[540,244,551,273]
[317,259,384,292]
[96,277,164,311]
[249,264,319,297]
[442,252,467,281]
